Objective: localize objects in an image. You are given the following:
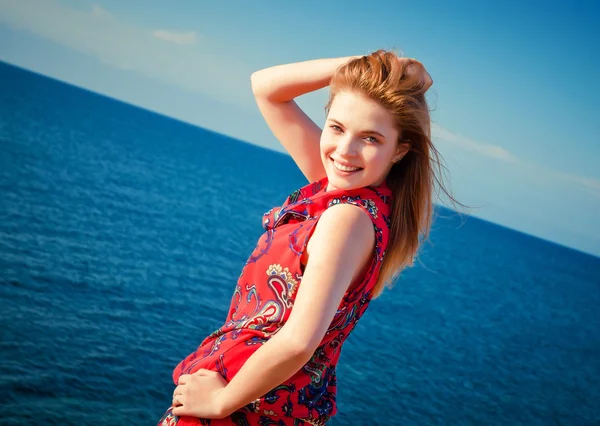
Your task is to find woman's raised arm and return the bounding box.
[251,56,359,182]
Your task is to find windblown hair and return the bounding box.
[326,50,452,298]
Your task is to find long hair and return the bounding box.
[325,50,453,298]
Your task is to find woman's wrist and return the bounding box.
[215,391,260,418]
[215,388,235,418]
[251,55,363,102]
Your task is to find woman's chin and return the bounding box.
[326,172,363,191]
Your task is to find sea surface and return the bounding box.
[1,61,599,426]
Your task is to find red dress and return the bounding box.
[159,176,392,425]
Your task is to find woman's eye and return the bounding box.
[330,125,342,132]
[365,136,378,144]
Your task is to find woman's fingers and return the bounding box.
[422,69,433,90]
[192,368,216,376]
[178,374,191,385]
[172,392,184,407]
[399,58,433,91]
[172,404,186,416]
[173,383,184,406]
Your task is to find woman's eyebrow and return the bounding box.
[329,118,386,139]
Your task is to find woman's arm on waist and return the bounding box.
[251,56,360,182]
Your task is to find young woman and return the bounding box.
[159,50,440,425]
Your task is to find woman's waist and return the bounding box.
[173,330,269,380]
[173,342,339,423]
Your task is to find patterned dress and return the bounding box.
[159,176,392,426]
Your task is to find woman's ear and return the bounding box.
[394,141,411,162]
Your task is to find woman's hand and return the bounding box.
[171,369,231,419]
[398,57,433,91]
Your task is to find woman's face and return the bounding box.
[321,91,407,191]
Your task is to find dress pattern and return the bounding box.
[158,177,392,425]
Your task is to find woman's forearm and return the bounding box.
[217,331,314,416]
[250,56,361,102]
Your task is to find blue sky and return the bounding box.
[0,0,599,256]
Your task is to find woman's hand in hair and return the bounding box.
[398,57,433,91]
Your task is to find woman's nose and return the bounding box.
[335,136,358,157]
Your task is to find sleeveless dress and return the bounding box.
[159,176,392,426]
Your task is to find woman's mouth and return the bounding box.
[331,157,363,174]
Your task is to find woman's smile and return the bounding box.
[330,156,363,173]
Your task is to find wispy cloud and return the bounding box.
[0,0,253,106]
[91,4,112,20]
[153,30,198,45]
[432,122,600,199]
[431,122,519,163]
[542,168,600,199]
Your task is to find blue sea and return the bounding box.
[1,61,599,426]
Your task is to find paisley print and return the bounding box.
[159,177,392,425]
[266,264,300,302]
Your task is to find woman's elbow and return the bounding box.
[277,331,318,360]
[250,71,267,97]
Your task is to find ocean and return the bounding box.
[0,61,599,425]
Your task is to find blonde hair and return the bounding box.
[326,50,453,298]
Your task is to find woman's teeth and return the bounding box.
[333,160,361,172]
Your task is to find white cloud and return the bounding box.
[432,122,600,199]
[542,169,600,199]
[91,4,112,20]
[153,30,198,45]
[431,122,519,163]
[0,0,254,107]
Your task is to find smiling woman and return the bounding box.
[158,50,448,425]
[320,92,405,191]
